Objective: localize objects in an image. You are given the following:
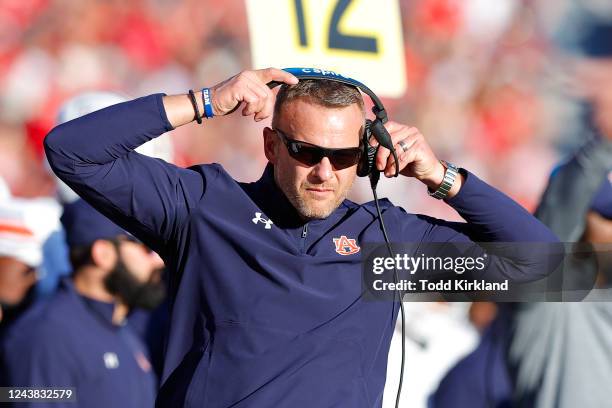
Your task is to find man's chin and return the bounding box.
[299,200,337,220]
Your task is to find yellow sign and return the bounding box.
[245,0,407,98]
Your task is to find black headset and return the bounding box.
[268,68,407,408]
[266,68,400,181]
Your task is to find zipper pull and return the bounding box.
[301,223,308,238]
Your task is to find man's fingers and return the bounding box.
[244,81,267,116]
[383,141,413,176]
[254,68,299,87]
[256,91,275,121]
[238,71,284,120]
[240,90,260,116]
[384,137,423,177]
[246,76,276,121]
[246,77,270,100]
[243,100,264,117]
[211,68,297,117]
[383,120,403,134]
[374,126,420,171]
[385,147,417,177]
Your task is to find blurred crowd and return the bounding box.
[0,0,611,407]
[0,0,608,211]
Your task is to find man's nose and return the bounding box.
[310,157,333,182]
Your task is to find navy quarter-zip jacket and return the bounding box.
[44,94,560,407]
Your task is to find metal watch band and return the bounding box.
[428,160,458,200]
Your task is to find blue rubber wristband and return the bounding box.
[201,88,214,118]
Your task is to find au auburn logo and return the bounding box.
[333,235,360,256]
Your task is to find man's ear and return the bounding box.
[263,127,278,163]
[91,239,118,272]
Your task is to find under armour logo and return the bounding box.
[252,212,273,229]
[103,352,119,369]
[333,235,360,256]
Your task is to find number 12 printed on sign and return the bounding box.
[245,0,407,98]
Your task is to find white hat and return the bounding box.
[0,187,61,268]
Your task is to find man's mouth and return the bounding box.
[305,187,334,198]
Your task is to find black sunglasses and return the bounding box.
[274,129,362,170]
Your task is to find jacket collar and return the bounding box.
[60,278,122,328]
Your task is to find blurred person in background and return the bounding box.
[428,302,514,408]
[0,177,60,331]
[429,54,612,408]
[383,302,479,408]
[506,55,612,408]
[0,199,164,408]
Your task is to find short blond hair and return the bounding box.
[272,79,364,128]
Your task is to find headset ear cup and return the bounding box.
[357,119,377,177]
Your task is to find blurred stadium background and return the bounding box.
[2,0,610,214]
[1,1,611,407]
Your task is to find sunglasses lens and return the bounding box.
[330,149,361,169]
[288,143,323,166]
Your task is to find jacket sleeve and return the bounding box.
[396,170,563,283]
[44,94,210,256]
[535,137,612,241]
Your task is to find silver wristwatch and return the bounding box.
[428,160,458,200]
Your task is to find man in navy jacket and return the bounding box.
[44,68,560,407]
[0,200,162,408]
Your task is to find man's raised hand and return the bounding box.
[210,68,299,121]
